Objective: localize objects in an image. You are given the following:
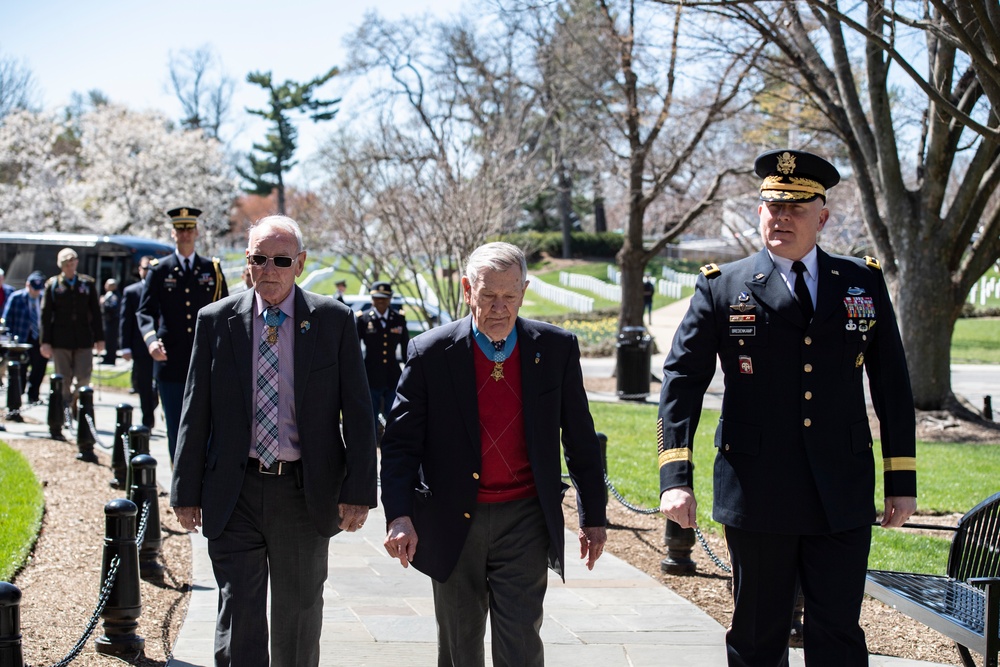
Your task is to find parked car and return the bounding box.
[341,294,453,336]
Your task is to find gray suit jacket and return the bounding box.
[170,286,377,540]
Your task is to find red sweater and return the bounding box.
[473,343,537,503]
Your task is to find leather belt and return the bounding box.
[249,458,301,476]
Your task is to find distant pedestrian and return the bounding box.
[40,248,105,431]
[334,278,347,303]
[2,271,47,405]
[100,278,120,364]
[357,281,408,429]
[642,276,655,324]
[120,257,157,429]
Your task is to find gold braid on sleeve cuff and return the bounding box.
[883,456,916,472]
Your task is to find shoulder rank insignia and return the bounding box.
[864,256,881,270]
[700,263,721,278]
[149,258,160,266]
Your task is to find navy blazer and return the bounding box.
[170,287,378,540]
[658,247,916,534]
[380,315,608,582]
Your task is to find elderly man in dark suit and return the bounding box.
[120,256,157,429]
[658,149,916,666]
[380,241,608,667]
[171,215,377,667]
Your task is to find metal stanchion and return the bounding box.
[130,454,163,583]
[0,581,24,667]
[110,404,133,489]
[124,425,151,501]
[47,374,65,440]
[660,519,697,575]
[5,361,23,423]
[76,386,98,463]
[94,499,144,658]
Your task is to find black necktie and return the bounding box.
[792,261,814,321]
[184,258,191,276]
[492,339,505,352]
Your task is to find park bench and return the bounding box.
[865,491,1000,667]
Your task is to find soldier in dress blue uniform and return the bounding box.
[657,150,917,666]
[357,281,408,428]
[137,207,228,462]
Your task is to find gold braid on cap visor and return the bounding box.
[760,175,826,201]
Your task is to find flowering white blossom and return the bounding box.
[0,105,239,243]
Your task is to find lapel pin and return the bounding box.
[753,273,765,281]
[831,270,840,275]
[535,352,540,364]
[299,320,311,333]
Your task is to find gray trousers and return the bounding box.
[432,496,549,667]
[51,347,93,406]
[207,465,330,667]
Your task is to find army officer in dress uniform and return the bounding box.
[357,281,408,427]
[657,149,916,667]
[137,207,228,462]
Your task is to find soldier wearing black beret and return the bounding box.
[357,281,408,431]
[137,207,228,461]
[657,150,916,665]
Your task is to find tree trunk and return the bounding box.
[616,207,649,331]
[558,167,573,258]
[593,174,607,233]
[892,249,958,410]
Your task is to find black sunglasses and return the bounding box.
[248,254,295,268]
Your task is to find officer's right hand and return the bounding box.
[40,343,52,359]
[148,340,167,361]
[660,486,697,529]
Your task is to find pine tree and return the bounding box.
[239,68,339,214]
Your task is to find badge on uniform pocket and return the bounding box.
[739,355,753,374]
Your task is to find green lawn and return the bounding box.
[951,317,1000,364]
[0,443,44,581]
[589,403,1000,576]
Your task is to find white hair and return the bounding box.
[249,215,304,253]
[464,242,527,286]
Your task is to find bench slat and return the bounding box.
[865,571,991,656]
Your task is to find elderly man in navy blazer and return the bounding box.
[171,215,377,667]
[380,241,608,667]
[658,150,916,666]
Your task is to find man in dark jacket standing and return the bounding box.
[40,248,105,428]
[658,150,916,666]
[380,242,607,667]
[137,207,228,461]
[120,257,157,429]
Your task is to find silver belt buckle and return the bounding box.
[258,460,282,475]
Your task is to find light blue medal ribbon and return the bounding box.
[472,324,517,361]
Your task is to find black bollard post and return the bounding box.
[76,386,98,463]
[0,581,24,667]
[94,498,145,658]
[47,374,65,441]
[130,454,164,583]
[124,425,151,498]
[110,404,133,489]
[660,518,697,575]
[6,361,23,422]
[985,395,993,422]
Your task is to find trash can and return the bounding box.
[616,326,652,401]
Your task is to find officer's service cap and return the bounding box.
[370,281,393,299]
[167,207,202,230]
[754,150,840,203]
[335,279,347,287]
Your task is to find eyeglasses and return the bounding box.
[248,254,296,268]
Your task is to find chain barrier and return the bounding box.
[136,499,151,548]
[31,555,120,667]
[600,473,731,574]
[84,414,109,451]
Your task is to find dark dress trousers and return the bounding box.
[380,315,608,583]
[120,280,157,428]
[658,247,916,666]
[170,287,377,666]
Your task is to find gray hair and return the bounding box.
[249,215,304,253]
[464,242,527,286]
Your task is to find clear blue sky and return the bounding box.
[2,0,466,181]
